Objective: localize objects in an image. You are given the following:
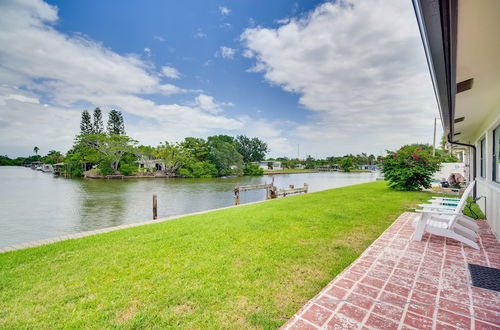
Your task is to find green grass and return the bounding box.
[0,181,434,329]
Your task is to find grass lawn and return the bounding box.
[1,181,437,328]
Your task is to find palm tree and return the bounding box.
[33,146,39,155]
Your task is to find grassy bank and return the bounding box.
[0,181,434,328]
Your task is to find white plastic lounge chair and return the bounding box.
[427,181,475,206]
[412,210,479,249]
[417,181,479,232]
[412,188,479,249]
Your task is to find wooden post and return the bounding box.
[304,183,309,193]
[234,185,240,205]
[153,194,158,220]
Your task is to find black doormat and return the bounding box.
[468,263,500,292]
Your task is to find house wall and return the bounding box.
[432,163,465,182]
[473,110,500,238]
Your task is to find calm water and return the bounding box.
[0,166,377,247]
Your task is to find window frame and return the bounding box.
[479,138,485,178]
[494,126,500,182]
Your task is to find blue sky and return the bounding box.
[0,0,440,158]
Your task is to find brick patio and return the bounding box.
[282,212,500,329]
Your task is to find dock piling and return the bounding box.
[153,194,158,219]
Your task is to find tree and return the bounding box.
[305,155,316,169]
[440,134,447,151]
[154,142,192,176]
[243,162,264,176]
[80,110,93,134]
[339,156,353,172]
[207,140,243,176]
[381,144,441,191]
[33,146,39,155]
[43,150,64,164]
[180,137,209,161]
[92,107,104,134]
[75,133,137,172]
[107,110,125,135]
[207,134,236,146]
[177,161,218,178]
[235,135,269,163]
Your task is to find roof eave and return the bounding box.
[412,0,458,140]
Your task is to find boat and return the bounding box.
[41,164,54,173]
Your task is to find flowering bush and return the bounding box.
[381,145,441,191]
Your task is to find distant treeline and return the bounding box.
[2,108,458,176]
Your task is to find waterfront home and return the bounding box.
[137,157,165,172]
[256,161,283,170]
[294,164,305,169]
[29,161,42,169]
[414,0,500,235]
[356,164,379,171]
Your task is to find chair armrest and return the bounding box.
[416,209,461,215]
[419,204,455,209]
[431,197,459,201]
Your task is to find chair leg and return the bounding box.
[458,215,479,232]
[412,214,427,241]
[449,229,480,249]
[454,224,477,241]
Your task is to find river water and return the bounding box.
[0,166,377,247]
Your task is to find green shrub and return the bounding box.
[243,162,264,176]
[339,157,353,172]
[381,145,441,191]
[178,161,218,178]
[98,160,114,176]
[119,163,137,176]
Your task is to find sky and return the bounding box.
[0,0,442,159]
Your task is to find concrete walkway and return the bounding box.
[282,212,500,329]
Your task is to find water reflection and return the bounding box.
[0,167,376,247]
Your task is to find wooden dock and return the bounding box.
[234,179,308,205]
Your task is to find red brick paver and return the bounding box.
[282,212,500,329]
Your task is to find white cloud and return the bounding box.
[194,94,234,114]
[218,46,236,59]
[241,0,439,156]
[154,36,165,42]
[0,0,246,156]
[219,6,231,16]
[274,18,290,24]
[193,29,207,38]
[143,47,151,57]
[219,23,232,30]
[0,94,40,105]
[161,66,181,79]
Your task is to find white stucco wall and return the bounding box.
[472,110,500,238]
[432,163,466,181]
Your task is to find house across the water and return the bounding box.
[137,157,165,171]
[256,161,282,170]
[356,164,379,171]
[414,0,500,236]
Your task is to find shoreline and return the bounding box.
[0,178,379,252]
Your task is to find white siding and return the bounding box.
[473,111,500,238]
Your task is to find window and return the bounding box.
[480,138,485,177]
[494,126,500,182]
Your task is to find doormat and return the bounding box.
[468,263,500,292]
